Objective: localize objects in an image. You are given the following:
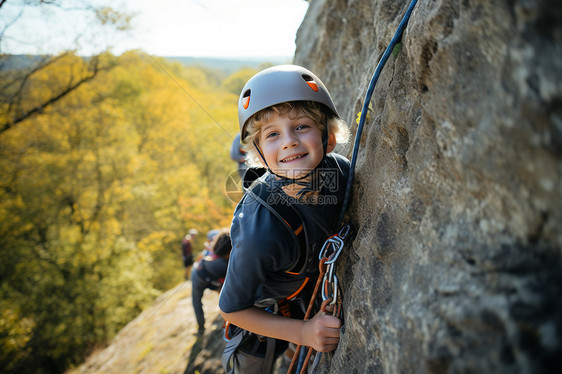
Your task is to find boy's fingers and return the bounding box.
[322,315,342,329]
[317,340,340,352]
[324,335,340,343]
[325,327,341,339]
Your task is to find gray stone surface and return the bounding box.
[294,0,562,373]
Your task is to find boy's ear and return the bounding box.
[326,133,337,153]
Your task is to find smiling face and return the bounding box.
[257,109,335,179]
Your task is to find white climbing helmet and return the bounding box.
[238,65,340,139]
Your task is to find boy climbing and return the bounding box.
[219,65,350,373]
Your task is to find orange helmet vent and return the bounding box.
[242,95,250,109]
[307,81,319,92]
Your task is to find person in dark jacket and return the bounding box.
[191,228,232,335]
[182,228,198,279]
[230,132,248,179]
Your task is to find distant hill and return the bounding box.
[0,54,46,70]
[163,55,293,73]
[0,54,293,73]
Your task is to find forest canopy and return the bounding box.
[0,50,262,373]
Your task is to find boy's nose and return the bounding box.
[282,132,299,149]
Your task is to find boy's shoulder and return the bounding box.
[231,193,298,265]
[233,186,294,240]
[320,153,350,196]
[326,152,350,173]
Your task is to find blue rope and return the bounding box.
[337,0,419,228]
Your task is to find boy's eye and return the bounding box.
[296,124,310,130]
[265,131,279,139]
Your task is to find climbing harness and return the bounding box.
[288,1,419,373]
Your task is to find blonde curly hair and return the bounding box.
[241,101,349,167]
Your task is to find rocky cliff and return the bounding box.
[68,282,224,374]
[294,0,561,373]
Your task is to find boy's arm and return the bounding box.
[220,307,341,353]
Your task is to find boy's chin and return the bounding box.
[273,168,313,180]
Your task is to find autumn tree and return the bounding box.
[0,50,238,373]
[1,4,245,371]
[0,0,133,134]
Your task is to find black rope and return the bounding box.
[337,0,419,228]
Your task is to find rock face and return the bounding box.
[294,0,561,373]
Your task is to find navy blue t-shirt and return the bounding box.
[219,153,350,313]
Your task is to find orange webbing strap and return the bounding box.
[285,277,310,298]
[224,321,232,340]
[277,299,291,318]
[287,258,328,374]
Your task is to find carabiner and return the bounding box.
[324,239,344,265]
[330,275,338,306]
[339,225,351,240]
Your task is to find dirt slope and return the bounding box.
[67,281,225,374]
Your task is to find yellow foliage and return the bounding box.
[0,306,35,368]
[95,7,133,31]
[0,50,244,371]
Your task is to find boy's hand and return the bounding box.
[301,310,341,352]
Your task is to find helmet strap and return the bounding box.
[321,119,329,155]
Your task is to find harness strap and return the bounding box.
[222,328,281,374]
[247,181,310,274]
[285,277,310,300]
[222,328,246,374]
[262,338,277,373]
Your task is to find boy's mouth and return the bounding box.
[280,153,308,163]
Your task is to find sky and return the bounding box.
[0,0,310,58]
